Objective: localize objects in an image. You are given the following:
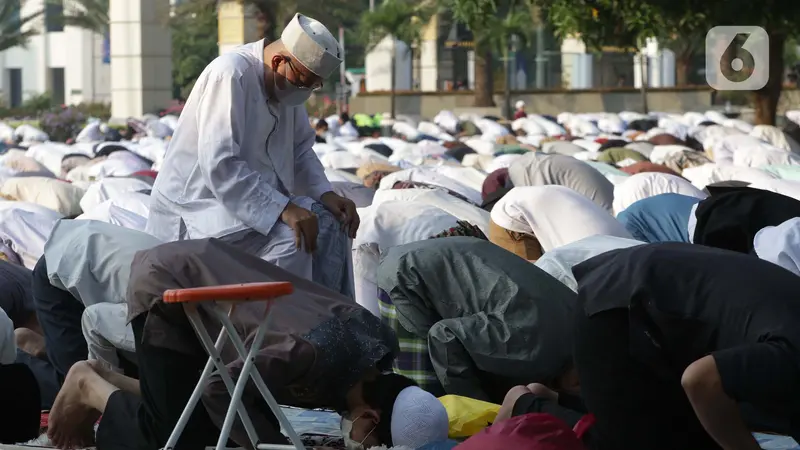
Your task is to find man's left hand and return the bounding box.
[320,192,360,238]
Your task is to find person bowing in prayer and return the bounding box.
[147,13,358,295]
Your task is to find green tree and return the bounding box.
[444,0,534,108]
[234,0,368,44]
[358,0,436,118]
[52,0,108,33]
[0,0,43,52]
[536,0,699,113]
[171,0,219,99]
[549,0,800,124]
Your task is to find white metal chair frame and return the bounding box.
[161,284,305,450]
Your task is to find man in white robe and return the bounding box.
[147,13,358,294]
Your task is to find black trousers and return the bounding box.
[31,257,86,383]
[0,363,41,444]
[96,305,222,450]
[15,348,59,409]
[573,308,719,450]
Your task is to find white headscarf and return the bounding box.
[371,188,489,234]
[747,179,800,202]
[754,217,800,276]
[681,163,777,190]
[612,172,708,216]
[490,185,633,251]
[535,235,645,291]
[378,167,483,205]
[750,125,800,153]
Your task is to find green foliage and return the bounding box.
[72,101,111,120]
[22,93,53,114]
[785,37,799,70]
[534,0,646,52]
[0,93,53,118]
[48,0,108,34]
[446,0,533,54]
[0,0,43,52]
[172,0,219,100]
[357,0,436,53]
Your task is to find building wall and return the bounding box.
[349,87,717,118]
[0,0,112,107]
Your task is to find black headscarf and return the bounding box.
[693,188,800,253]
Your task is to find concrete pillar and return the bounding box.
[561,36,592,89]
[568,54,592,89]
[419,15,438,91]
[217,0,260,55]
[633,53,646,88]
[660,49,676,87]
[467,50,475,89]
[109,0,172,118]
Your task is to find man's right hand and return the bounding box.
[280,203,319,253]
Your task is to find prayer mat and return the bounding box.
[19,407,344,449]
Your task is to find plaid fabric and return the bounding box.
[378,288,445,396]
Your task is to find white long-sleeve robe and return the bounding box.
[147,39,333,242]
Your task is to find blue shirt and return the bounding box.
[617,193,701,243]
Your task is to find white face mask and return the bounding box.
[273,80,313,106]
[341,415,376,450]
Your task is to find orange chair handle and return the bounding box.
[163,282,294,304]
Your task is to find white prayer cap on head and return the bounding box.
[390,386,449,449]
[515,100,526,109]
[281,13,343,78]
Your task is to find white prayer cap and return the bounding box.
[515,100,526,109]
[390,386,449,448]
[281,13,342,78]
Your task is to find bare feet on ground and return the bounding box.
[496,385,531,423]
[48,361,101,450]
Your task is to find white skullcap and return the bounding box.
[390,386,449,448]
[281,13,343,78]
[515,100,526,109]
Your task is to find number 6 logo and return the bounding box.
[706,26,769,91]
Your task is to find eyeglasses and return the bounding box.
[283,56,324,91]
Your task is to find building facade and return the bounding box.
[0,0,111,108]
[0,0,177,115]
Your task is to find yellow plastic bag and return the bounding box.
[439,395,501,438]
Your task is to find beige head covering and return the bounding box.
[281,13,342,78]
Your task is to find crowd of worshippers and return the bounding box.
[4,183,800,450]
[3,11,800,450]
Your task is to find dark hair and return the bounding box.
[340,112,350,123]
[362,373,417,446]
[315,120,329,130]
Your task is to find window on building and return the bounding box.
[45,0,64,32]
[50,68,66,105]
[8,69,23,108]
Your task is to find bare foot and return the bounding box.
[14,327,46,358]
[496,385,532,423]
[526,383,559,400]
[48,361,101,449]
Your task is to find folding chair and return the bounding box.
[161,282,305,450]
